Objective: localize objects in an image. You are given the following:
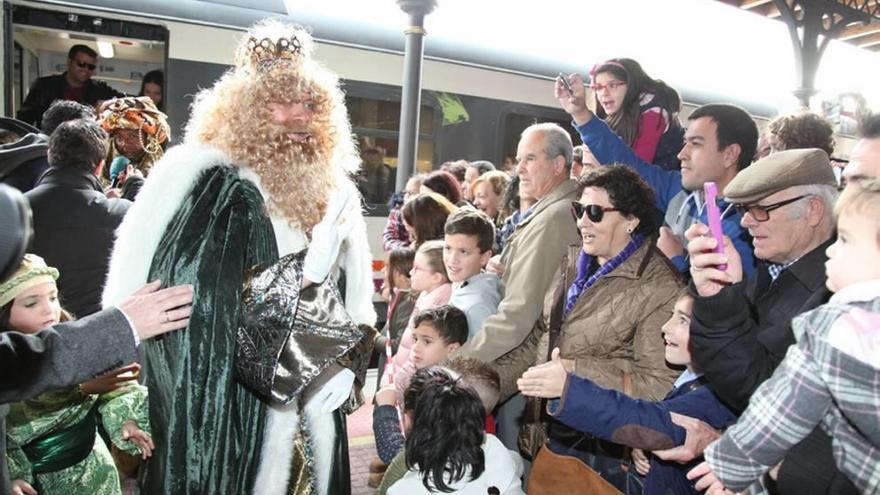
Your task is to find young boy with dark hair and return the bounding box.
[372,305,470,486]
[443,209,502,337]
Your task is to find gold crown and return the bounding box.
[245,35,303,69]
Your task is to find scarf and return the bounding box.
[563,234,645,317]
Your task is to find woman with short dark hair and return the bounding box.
[497,165,681,493]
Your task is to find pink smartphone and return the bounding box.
[703,182,727,271]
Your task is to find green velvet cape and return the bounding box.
[141,165,277,493]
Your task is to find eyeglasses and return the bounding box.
[571,201,619,223]
[734,195,809,222]
[74,60,97,71]
[589,80,626,92]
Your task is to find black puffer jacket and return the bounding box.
[25,166,131,317]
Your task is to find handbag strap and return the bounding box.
[547,247,575,360]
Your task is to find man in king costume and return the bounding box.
[101,20,376,494]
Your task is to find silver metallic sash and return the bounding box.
[235,252,362,405]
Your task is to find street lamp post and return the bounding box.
[395,0,437,192]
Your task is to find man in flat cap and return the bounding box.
[671,149,857,494]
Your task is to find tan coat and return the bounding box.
[458,179,582,362]
[494,241,683,404]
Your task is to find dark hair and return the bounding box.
[422,170,463,204]
[402,193,458,247]
[858,113,880,140]
[386,247,415,292]
[468,160,495,176]
[440,160,468,184]
[500,175,521,219]
[405,376,486,493]
[444,209,495,253]
[768,113,834,156]
[41,100,96,135]
[404,366,455,412]
[138,70,165,110]
[593,58,681,147]
[577,165,659,236]
[0,301,11,330]
[48,119,108,172]
[688,104,758,171]
[68,44,97,60]
[413,305,469,346]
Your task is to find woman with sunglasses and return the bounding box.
[589,58,684,171]
[501,165,681,494]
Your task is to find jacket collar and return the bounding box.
[758,236,833,292]
[36,166,103,193]
[517,179,578,230]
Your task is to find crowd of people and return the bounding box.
[1,17,879,495]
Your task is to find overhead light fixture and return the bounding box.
[97,40,114,59]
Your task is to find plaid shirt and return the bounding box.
[382,207,410,252]
[705,282,880,493]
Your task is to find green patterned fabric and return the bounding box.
[140,165,277,494]
[5,384,149,494]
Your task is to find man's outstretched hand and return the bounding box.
[119,280,194,341]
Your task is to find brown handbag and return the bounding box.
[527,442,623,495]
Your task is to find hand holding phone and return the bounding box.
[703,182,727,271]
[557,72,573,96]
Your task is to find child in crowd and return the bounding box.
[371,306,469,487]
[517,293,737,495]
[0,254,152,495]
[374,356,501,479]
[381,241,452,396]
[384,366,524,495]
[376,248,416,385]
[690,180,880,495]
[444,209,502,337]
[388,304,468,405]
[588,58,683,171]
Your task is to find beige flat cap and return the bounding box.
[723,148,836,204]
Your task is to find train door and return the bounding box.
[4,3,167,127]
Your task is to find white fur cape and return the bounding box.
[102,142,377,494]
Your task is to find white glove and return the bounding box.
[303,182,359,284]
[307,368,355,413]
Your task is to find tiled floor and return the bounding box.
[348,369,379,495]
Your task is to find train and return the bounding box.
[2,0,855,260]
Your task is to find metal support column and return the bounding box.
[395,0,437,192]
[773,0,874,108]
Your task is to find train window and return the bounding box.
[346,94,437,210]
[500,111,582,163]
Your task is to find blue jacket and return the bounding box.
[573,118,756,278]
[548,373,737,495]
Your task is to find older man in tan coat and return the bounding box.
[457,122,581,448]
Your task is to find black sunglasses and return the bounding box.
[570,201,619,223]
[734,194,809,222]
[74,60,97,71]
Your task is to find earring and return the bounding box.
[626,226,634,234]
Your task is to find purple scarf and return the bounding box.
[563,234,645,317]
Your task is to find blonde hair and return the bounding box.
[835,178,880,246]
[184,19,360,230]
[471,170,511,197]
[416,240,449,281]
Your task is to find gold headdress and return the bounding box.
[234,20,314,73]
